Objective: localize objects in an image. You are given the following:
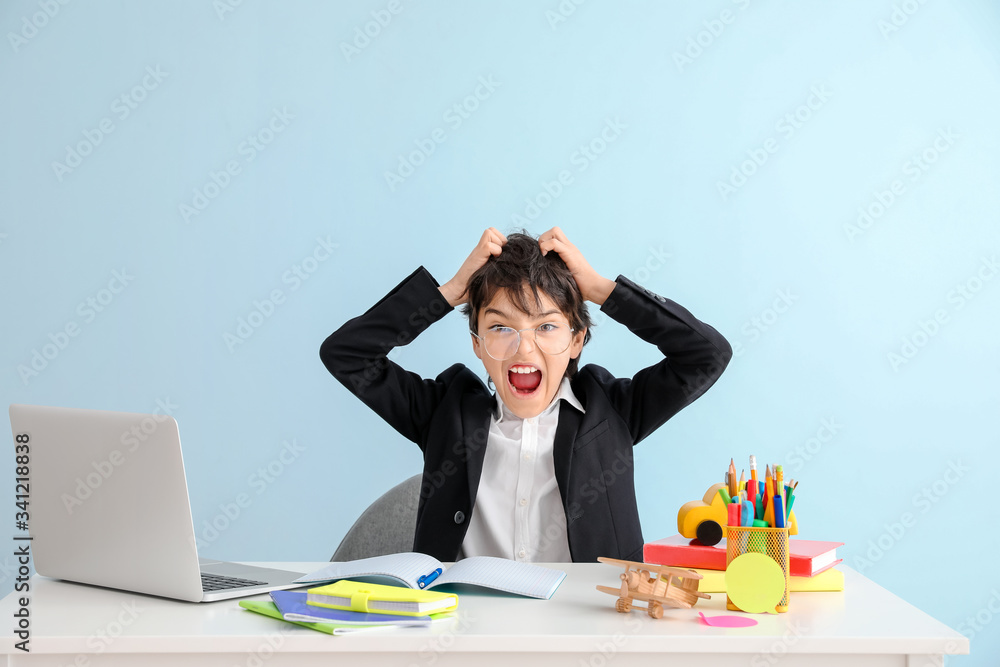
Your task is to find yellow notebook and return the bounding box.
[307,580,459,617]
[689,567,844,593]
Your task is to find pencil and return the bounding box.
[775,465,784,509]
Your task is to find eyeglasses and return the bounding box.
[471,323,576,361]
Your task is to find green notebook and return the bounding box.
[238,600,389,635]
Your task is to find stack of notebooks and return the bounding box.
[240,581,458,635]
[240,552,567,634]
[643,535,844,593]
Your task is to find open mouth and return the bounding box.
[507,364,542,398]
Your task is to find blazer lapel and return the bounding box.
[463,392,495,505]
[552,402,582,499]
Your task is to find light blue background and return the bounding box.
[2,0,998,662]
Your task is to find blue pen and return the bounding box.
[773,495,785,528]
[417,568,443,589]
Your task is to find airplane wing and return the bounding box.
[644,563,705,579]
[597,557,646,569]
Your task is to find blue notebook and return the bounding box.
[239,600,387,635]
[270,590,439,626]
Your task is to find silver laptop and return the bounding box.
[9,404,308,602]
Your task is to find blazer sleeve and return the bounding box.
[596,275,732,444]
[318,266,455,448]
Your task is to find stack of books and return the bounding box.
[643,535,844,593]
[240,581,459,635]
[239,552,567,634]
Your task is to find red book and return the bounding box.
[643,535,844,577]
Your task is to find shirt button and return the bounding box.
[454,511,465,524]
[518,549,527,559]
[524,453,532,461]
[519,498,528,507]
[526,417,535,424]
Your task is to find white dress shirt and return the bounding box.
[458,377,584,562]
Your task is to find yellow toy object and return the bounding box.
[596,557,710,619]
[677,483,798,546]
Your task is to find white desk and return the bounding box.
[0,563,968,667]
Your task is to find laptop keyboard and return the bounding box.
[201,573,269,592]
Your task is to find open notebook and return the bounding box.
[296,553,566,600]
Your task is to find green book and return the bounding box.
[238,600,389,635]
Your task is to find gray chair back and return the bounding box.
[330,474,422,561]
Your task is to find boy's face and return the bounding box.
[471,287,586,419]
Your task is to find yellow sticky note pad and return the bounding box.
[725,553,785,614]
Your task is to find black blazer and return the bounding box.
[320,267,732,562]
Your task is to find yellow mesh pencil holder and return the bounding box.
[725,526,790,613]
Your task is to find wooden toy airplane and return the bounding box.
[596,557,710,619]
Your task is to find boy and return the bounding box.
[320,227,731,563]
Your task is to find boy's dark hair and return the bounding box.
[460,231,593,378]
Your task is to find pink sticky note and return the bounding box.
[698,612,758,628]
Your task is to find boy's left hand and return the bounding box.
[538,227,616,306]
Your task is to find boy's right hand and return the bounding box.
[439,227,507,307]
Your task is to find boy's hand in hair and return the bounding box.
[439,227,508,307]
[538,227,616,306]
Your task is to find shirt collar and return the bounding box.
[493,376,585,423]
